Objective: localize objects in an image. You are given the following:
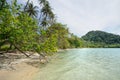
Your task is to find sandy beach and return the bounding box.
[0,53,40,80]
[0,62,38,80]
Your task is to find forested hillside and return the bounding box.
[82,30,120,47]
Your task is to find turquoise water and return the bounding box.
[35,48,120,80]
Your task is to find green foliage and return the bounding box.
[82,30,120,44]
[68,34,84,48]
[82,30,120,48]
[2,0,116,59]
[0,2,38,52]
[15,13,38,50]
[0,0,9,10]
[47,23,70,49]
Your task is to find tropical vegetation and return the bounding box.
[0,0,83,59]
[82,30,120,48]
[0,0,120,61]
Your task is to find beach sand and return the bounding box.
[0,61,39,80]
[0,54,40,80]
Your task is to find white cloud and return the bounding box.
[48,0,120,36]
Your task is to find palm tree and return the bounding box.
[41,19,48,27]
[38,0,55,26]
[39,0,51,19]
[25,2,38,18]
[24,0,30,11]
[48,10,55,20]
[41,3,51,18]
[39,0,47,6]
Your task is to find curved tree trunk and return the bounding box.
[13,44,30,57]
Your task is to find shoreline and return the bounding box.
[0,50,63,80]
[0,53,40,80]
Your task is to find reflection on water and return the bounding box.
[35,48,120,80]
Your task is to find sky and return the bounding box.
[18,0,120,37]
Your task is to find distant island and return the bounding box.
[81,30,120,48]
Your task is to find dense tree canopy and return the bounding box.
[82,31,120,44]
[82,30,120,48]
[0,0,82,58]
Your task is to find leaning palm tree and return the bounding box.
[25,2,38,18]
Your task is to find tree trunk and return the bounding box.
[13,44,30,57]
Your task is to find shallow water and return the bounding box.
[35,48,120,80]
